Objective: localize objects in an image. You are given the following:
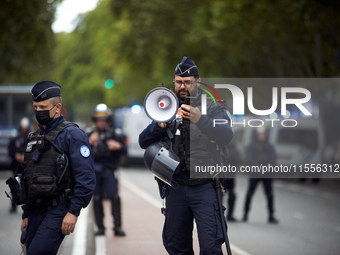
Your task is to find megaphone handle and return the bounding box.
[166,127,174,140]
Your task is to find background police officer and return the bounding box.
[242,126,279,224]
[139,57,233,254]
[20,81,96,255]
[8,117,31,213]
[222,139,243,222]
[88,104,126,236]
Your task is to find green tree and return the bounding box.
[0,0,62,83]
[53,0,128,120]
[214,0,340,77]
[110,0,340,78]
[52,0,340,121]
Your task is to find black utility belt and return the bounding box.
[176,178,212,186]
[31,193,69,212]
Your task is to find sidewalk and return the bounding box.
[101,178,238,255]
[103,183,166,254]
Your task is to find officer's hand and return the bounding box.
[89,131,99,145]
[15,152,25,164]
[157,122,167,128]
[107,139,122,150]
[62,212,78,236]
[21,218,28,232]
[181,104,201,124]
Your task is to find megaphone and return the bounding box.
[144,139,180,186]
[144,87,179,122]
[143,87,180,185]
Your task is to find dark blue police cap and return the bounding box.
[31,81,61,102]
[174,56,199,77]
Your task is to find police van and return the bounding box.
[114,106,151,165]
[232,116,325,167]
[0,84,33,169]
[0,127,18,169]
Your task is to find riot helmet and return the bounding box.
[144,138,180,186]
[91,104,113,122]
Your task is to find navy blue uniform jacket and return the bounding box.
[22,116,95,218]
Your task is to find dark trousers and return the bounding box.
[93,171,122,230]
[26,205,68,255]
[222,179,236,218]
[94,171,118,197]
[162,183,225,255]
[244,178,274,216]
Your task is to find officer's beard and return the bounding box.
[176,89,190,104]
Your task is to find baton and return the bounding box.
[215,179,232,255]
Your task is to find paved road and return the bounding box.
[2,167,340,255]
[119,166,340,255]
[227,177,340,255]
[0,170,80,255]
[0,170,22,255]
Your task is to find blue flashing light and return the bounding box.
[131,104,142,114]
[283,110,291,119]
[269,112,278,119]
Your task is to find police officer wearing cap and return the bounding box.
[242,127,279,224]
[139,57,233,254]
[8,117,31,213]
[19,81,95,255]
[88,104,126,236]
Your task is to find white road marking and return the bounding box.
[120,172,253,255]
[72,205,89,255]
[95,236,106,255]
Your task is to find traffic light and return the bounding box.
[105,79,114,89]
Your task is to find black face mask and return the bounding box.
[35,105,56,125]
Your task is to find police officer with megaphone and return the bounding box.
[139,56,233,254]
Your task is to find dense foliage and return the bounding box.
[1,0,339,119]
[0,0,61,83]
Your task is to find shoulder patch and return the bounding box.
[80,145,90,158]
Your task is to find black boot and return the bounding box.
[111,195,126,236]
[267,194,279,224]
[243,194,251,222]
[93,196,105,235]
[268,215,279,224]
[227,193,237,222]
